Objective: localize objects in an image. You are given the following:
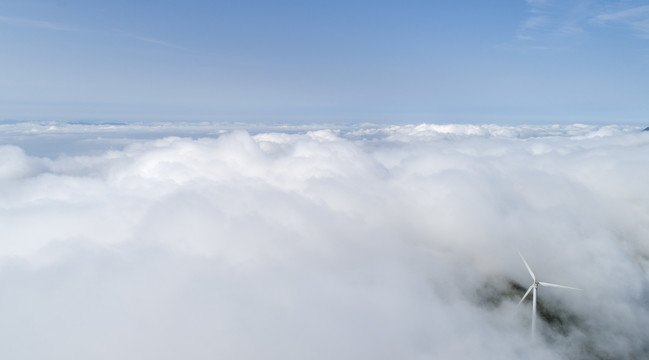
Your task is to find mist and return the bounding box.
[0,122,648,359]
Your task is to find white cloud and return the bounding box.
[515,0,599,46]
[0,15,174,48]
[118,32,181,49]
[0,15,78,32]
[518,1,649,44]
[526,0,550,6]
[516,0,586,42]
[523,15,550,30]
[0,122,648,358]
[591,5,649,39]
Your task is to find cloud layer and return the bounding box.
[0,122,648,359]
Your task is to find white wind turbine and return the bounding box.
[518,251,581,339]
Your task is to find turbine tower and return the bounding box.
[518,251,581,339]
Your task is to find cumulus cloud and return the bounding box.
[0,122,648,359]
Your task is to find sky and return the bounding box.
[2,2,649,357]
[1,122,649,359]
[1,0,649,124]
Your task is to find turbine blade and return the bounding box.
[518,251,536,281]
[519,284,534,305]
[538,281,581,291]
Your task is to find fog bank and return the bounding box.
[0,123,648,359]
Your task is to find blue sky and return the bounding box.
[1,0,648,124]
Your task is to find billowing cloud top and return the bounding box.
[0,122,648,359]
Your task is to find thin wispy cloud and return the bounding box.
[517,1,649,45]
[525,0,550,6]
[0,15,78,32]
[128,35,171,47]
[0,14,178,50]
[591,5,649,39]
[516,0,586,42]
[120,33,184,50]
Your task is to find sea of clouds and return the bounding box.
[0,122,648,359]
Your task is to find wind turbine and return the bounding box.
[518,251,581,339]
